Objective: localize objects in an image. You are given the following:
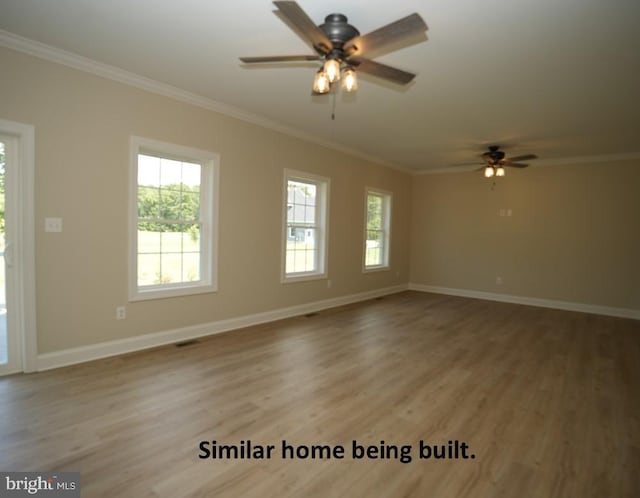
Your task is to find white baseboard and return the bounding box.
[409,283,640,320]
[37,284,409,371]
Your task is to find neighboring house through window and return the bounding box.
[282,169,329,282]
[129,137,219,300]
[364,188,391,270]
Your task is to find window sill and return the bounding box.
[281,272,327,284]
[130,282,217,302]
[363,265,391,274]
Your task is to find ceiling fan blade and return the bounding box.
[273,1,333,54]
[507,163,529,168]
[506,154,537,162]
[240,55,320,63]
[348,56,416,85]
[344,13,427,56]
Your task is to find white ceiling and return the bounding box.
[1,0,639,172]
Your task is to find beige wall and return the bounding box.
[410,160,640,310]
[1,45,637,357]
[0,47,411,354]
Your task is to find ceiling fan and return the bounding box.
[477,145,538,178]
[239,1,428,94]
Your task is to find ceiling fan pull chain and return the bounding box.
[331,89,337,121]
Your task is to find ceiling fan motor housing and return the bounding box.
[483,146,506,164]
[319,14,359,54]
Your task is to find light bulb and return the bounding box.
[342,67,358,92]
[484,166,495,178]
[323,59,341,83]
[495,166,505,177]
[313,70,330,94]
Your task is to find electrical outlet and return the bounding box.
[116,306,126,320]
[499,209,506,217]
[327,279,332,288]
[507,209,512,217]
[496,276,503,285]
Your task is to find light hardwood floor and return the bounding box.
[1,291,639,497]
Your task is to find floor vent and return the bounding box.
[375,296,384,301]
[305,312,319,318]
[175,340,199,348]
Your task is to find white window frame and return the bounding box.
[363,187,392,272]
[129,136,219,301]
[281,169,330,283]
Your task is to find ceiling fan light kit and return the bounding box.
[341,66,358,92]
[312,60,357,95]
[477,145,538,178]
[312,69,330,94]
[323,58,341,83]
[240,1,428,94]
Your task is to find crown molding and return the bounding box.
[0,29,412,174]
[414,151,640,175]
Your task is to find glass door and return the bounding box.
[0,135,20,375]
[0,140,6,367]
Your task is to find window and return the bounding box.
[364,189,391,271]
[129,137,219,301]
[282,170,329,282]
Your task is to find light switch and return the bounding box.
[45,217,63,232]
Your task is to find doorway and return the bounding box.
[0,140,7,367]
[0,135,20,374]
[0,120,37,375]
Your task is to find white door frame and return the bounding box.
[0,119,37,373]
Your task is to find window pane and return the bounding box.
[181,190,200,221]
[138,253,160,286]
[159,158,182,186]
[161,231,182,253]
[366,247,381,267]
[182,253,200,282]
[182,162,201,191]
[366,229,383,246]
[138,154,160,187]
[288,181,316,205]
[138,227,161,254]
[138,226,201,285]
[367,194,382,230]
[287,227,306,244]
[285,250,295,274]
[160,253,182,284]
[304,249,315,272]
[304,205,315,224]
[305,184,317,204]
[182,225,200,252]
[291,203,305,224]
[286,227,316,273]
[138,186,160,219]
[158,188,181,222]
